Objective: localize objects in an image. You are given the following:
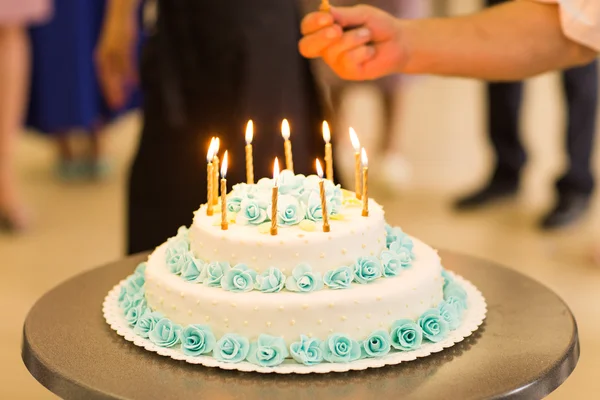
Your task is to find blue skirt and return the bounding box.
[26,0,141,134]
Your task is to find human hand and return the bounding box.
[299,5,408,81]
[95,16,138,109]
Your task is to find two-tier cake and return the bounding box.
[106,170,484,371]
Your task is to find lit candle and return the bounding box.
[271,158,280,236]
[361,148,369,217]
[281,119,294,173]
[320,0,331,11]
[323,121,334,182]
[315,159,331,232]
[212,137,220,206]
[245,120,254,184]
[221,150,229,230]
[206,138,215,216]
[349,127,362,199]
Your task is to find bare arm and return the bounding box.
[401,1,597,80]
[299,1,598,82]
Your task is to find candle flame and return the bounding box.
[281,119,290,140]
[361,147,368,167]
[206,137,215,162]
[316,158,324,179]
[349,127,360,151]
[245,120,253,145]
[213,137,220,156]
[322,121,330,143]
[273,157,280,185]
[221,150,228,178]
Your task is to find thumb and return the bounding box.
[330,5,373,28]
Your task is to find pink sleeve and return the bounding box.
[536,0,600,51]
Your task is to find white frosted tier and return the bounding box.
[144,238,443,346]
[189,200,387,275]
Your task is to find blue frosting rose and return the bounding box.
[120,292,147,313]
[278,170,304,196]
[221,264,257,293]
[181,257,205,283]
[446,295,467,317]
[443,281,467,303]
[247,334,289,367]
[167,236,189,253]
[134,262,147,276]
[181,324,216,356]
[166,248,190,275]
[200,261,231,288]
[236,198,268,225]
[272,194,305,226]
[389,240,415,261]
[361,330,392,358]
[134,311,164,339]
[118,286,127,303]
[285,263,324,293]
[389,319,423,351]
[125,305,146,326]
[290,335,324,365]
[418,309,449,343]
[441,269,453,289]
[254,267,286,293]
[149,319,182,348]
[320,333,361,363]
[380,250,402,277]
[214,333,250,363]
[439,301,461,330]
[353,256,382,284]
[323,266,354,290]
[385,224,403,247]
[124,273,145,296]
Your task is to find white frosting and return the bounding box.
[189,200,387,275]
[145,238,443,346]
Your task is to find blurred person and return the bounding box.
[0,0,51,232]
[454,0,598,230]
[304,0,430,191]
[27,0,141,182]
[97,0,326,254]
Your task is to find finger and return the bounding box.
[339,45,376,79]
[330,5,372,28]
[300,11,334,35]
[298,25,343,59]
[322,27,372,65]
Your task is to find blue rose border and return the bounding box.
[113,262,472,368]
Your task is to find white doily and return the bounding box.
[103,272,487,374]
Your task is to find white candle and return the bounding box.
[349,127,362,199]
[323,121,334,182]
[271,158,280,236]
[212,137,220,206]
[221,150,229,230]
[245,120,254,184]
[361,148,369,217]
[206,138,215,216]
[281,119,294,173]
[315,159,330,232]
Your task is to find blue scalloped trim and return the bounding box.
[164,224,416,294]
[118,264,467,367]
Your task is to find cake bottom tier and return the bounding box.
[144,238,444,346]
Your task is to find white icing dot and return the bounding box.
[361,244,366,249]
[243,321,249,326]
[302,304,309,310]
[351,229,356,234]
[251,256,257,261]
[279,240,285,245]
[317,319,322,325]
[340,316,347,321]
[319,253,325,259]
[156,283,161,289]
[420,301,424,305]
[379,322,384,328]
[231,302,237,308]
[304,239,309,244]
[196,300,201,305]
[295,253,300,258]
[213,248,218,253]
[308,333,313,338]
[268,254,273,260]
[187,310,192,316]
[199,242,204,248]
[328,236,332,240]
[212,300,218,305]
[328,329,334,333]
[266,321,272,328]
[180,292,185,298]
[387,310,392,315]
[279,305,285,311]
[370,251,375,256]
[221,236,226,241]
[341,248,348,255]
[159,297,164,304]
[366,313,371,319]
[225,323,230,328]
[356,327,361,331]
[171,305,176,310]
[231,253,237,259]
[362,232,365,236]
[298,234,305,238]
[205,316,210,321]
[376,296,382,301]
[377,238,381,244]
[405,304,409,308]
[290,319,296,326]
[224,317,229,323]
[354,300,359,305]
[328,303,334,308]
[254,306,259,311]
[165,288,171,294]
[258,241,264,247]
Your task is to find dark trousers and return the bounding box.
[486,0,598,195]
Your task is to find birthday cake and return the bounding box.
[105,125,484,372]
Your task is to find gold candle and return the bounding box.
[361,148,369,217]
[315,159,330,232]
[206,139,215,216]
[212,137,220,206]
[323,121,334,182]
[349,127,362,199]
[221,150,229,230]
[245,120,254,184]
[271,158,280,236]
[320,0,331,11]
[281,119,294,173]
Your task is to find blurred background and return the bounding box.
[1,0,599,398]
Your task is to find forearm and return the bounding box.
[401,1,597,80]
[103,0,140,30]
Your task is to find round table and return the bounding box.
[22,251,579,400]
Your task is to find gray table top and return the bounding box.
[22,251,579,400]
